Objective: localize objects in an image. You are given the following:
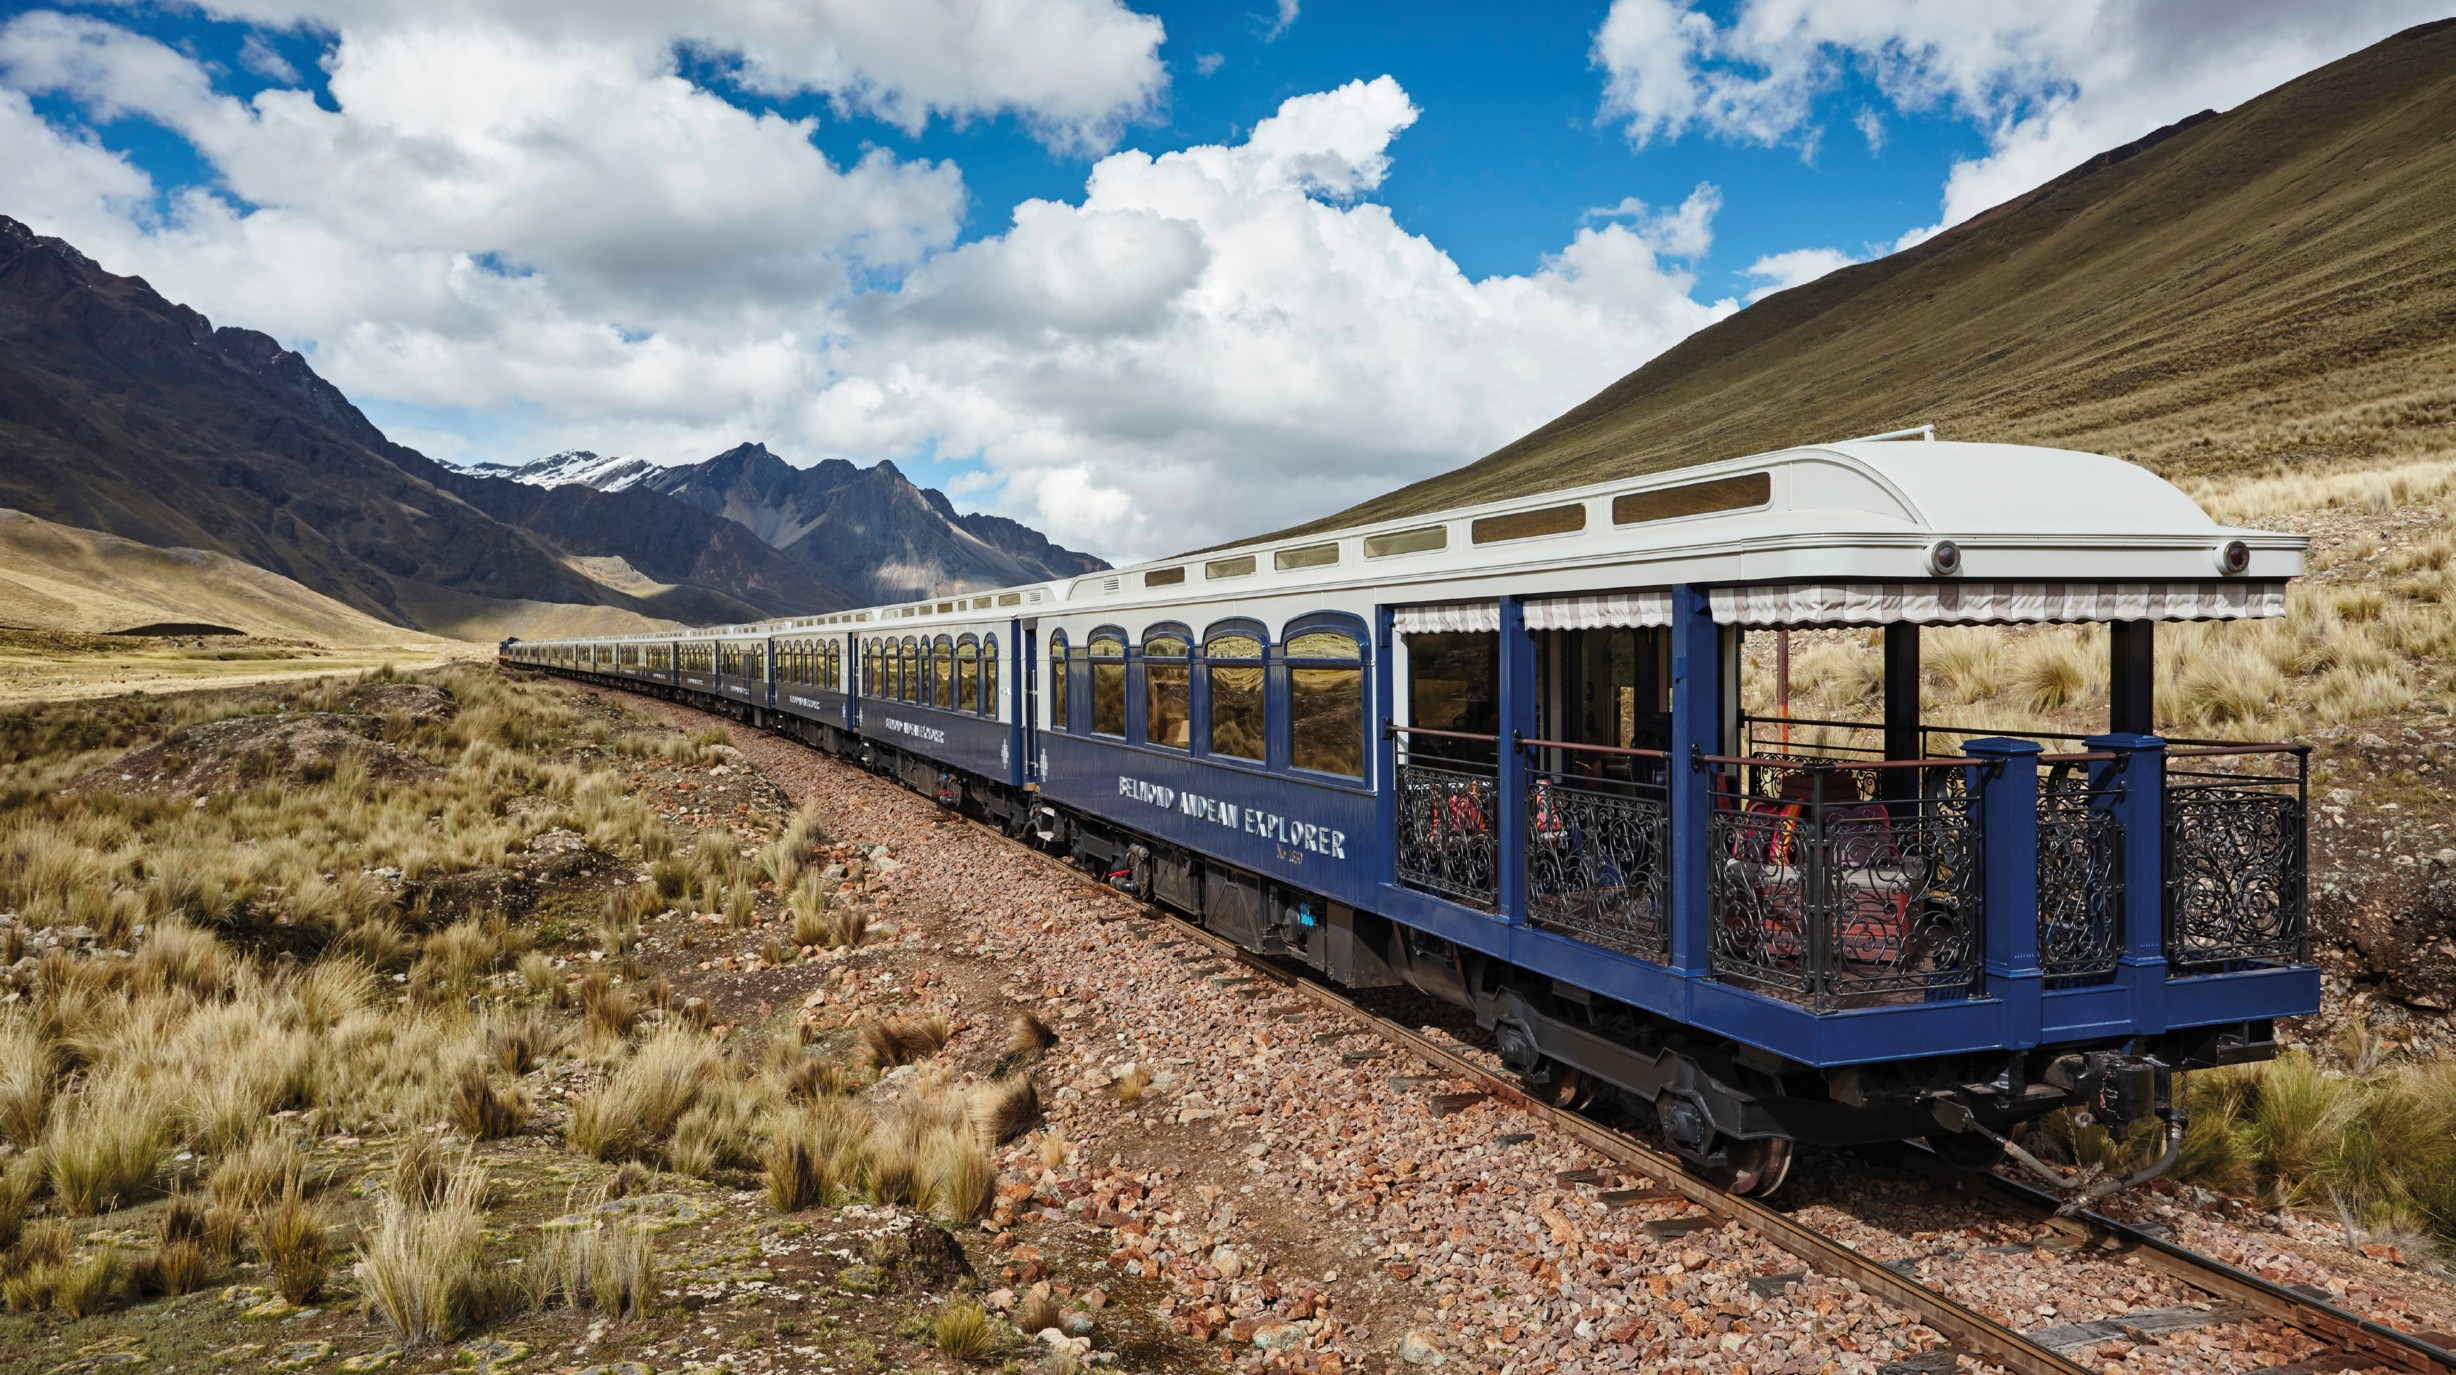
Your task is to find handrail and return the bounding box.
[2034,751,2120,765]
[1514,735,1670,759]
[1386,724,1499,742]
[1695,751,1975,770]
[2166,742,2311,758]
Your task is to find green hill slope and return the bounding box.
[1296,18,2456,535]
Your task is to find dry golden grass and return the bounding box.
[860,1015,952,1069]
[1005,1012,1058,1060]
[449,1061,531,1141]
[970,1077,1041,1146]
[354,1164,497,1344]
[522,1207,655,1318]
[932,1297,996,1361]
[565,1030,725,1165]
[254,1187,330,1304]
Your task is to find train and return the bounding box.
[504,434,2316,1197]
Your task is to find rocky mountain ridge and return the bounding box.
[483,440,1107,603]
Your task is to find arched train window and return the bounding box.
[1048,632,1069,731]
[956,635,979,714]
[1286,622,1365,778]
[980,634,999,717]
[1088,629,1127,737]
[1142,627,1191,750]
[933,635,955,708]
[1204,627,1265,763]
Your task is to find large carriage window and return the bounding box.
[1288,628,1364,778]
[1088,631,1127,737]
[956,637,980,714]
[981,635,999,716]
[827,643,841,691]
[861,643,875,695]
[900,637,920,702]
[933,635,955,708]
[1049,634,1069,731]
[1206,632,1264,762]
[1143,631,1190,750]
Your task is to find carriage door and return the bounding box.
[1392,622,1501,910]
[1022,624,1040,781]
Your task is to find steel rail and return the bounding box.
[1943,1167,2456,1374]
[1139,909,2096,1375]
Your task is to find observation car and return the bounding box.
[504,434,2315,1196]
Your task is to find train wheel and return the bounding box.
[1707,1137,1795,1198]
[1538,1062,1600,1112]
[1923,1130,2007,1174]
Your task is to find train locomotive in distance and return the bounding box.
[507,434,2314,1198]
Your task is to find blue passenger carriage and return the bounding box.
[505,435,2314,1196]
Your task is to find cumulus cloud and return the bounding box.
[173,0,1169,152]
[1584,184,1720,260]
[1591,0,2452,236]
[1,17,1738,562]
[811,77,1738,556]
[1742,246,1858,302]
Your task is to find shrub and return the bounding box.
[1013,1290,1062,1338]
[781,1057,860,1101]
[130,1239,213,1299]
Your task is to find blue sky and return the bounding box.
[2,0,2444,558]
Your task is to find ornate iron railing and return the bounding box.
[1394,731,1500,910]
[2164,745,2308,972]
[1522,740,1670,963]
[1703,758,1982,1011]
[2035,763,2123,985]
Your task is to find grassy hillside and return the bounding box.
[0,507,417,643]
[1296,18,2456,534]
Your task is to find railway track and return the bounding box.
[578,675,2456,1375]
[1131,900,2456,1375]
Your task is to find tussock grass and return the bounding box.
[566,1030,724,1164]
[449,1061,531,1140]
[1012,1290,1062,1338]
[1110,1066,1151,1104]
[254,1188,330,1304]
[970,1076,1041,1146]
[762,1121,832,1213]
[861,1015,951,1068]
[933,1297,997,1360]
[44,1078,170,1216]
[1004,1012,1058,1060]
[355,1165,498,1344]
[2164,1051,2456,1250]
[523,1207,654,1317]
[208,1130,308,1211]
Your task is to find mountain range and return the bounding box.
[1293,17,2456,534]
[476,443,1106,604]
[0,216,1099,640]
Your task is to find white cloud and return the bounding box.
[1195,51,1225,76]
[1853,106,1882,152]
[1742,246,1857,302]
[1264,0,1300,42]
[174,0,1169,152]
[807,77,1738,556]
[1592,0,2453,236]
[1586,183,1720,260]
[237,33,296,82]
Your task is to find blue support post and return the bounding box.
[1667,585,1718,977]
[1967,737,2043,1045]
[2089,732,2168,1033]
[1374,605,1399,887]
[1495,595,1534,922]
